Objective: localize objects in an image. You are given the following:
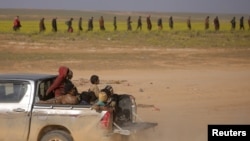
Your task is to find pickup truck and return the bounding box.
[0,73,157,141]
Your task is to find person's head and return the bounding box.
[67,69,73,80]
[104,85,114,95]
[90,75,99,84]
[99,87,112,102]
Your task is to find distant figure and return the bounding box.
[239,16,245,30]
[66,18,73,33]
[157,18,163,30]
[99,16,105,31]
[113,16,117,31]
[187,16,191,30]
[39,17,46,32]
[52,18,57,32]
[13,16,21,31]
[146,15,152,31]
[213,16,220,31]
[127,16,132,31]
[248,16,250,30]
[88,17,94,31]
[78,17,83,31]
[205,16,210,30]
[136,16,142,31]
[230,17,236,30]
[169,16,174,29]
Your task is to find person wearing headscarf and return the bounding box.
[13,16,21,31]
[99,16,105,31]
[78,17,83,31]
[39,17,46,32]
[230,17,236,30]
[205,16,210,30]
[214,16,220,31]
[146,15,152,31]
[46,66,70,97]
[240,16,245,30]
[52,17,57,32]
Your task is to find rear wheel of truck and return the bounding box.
[41,130,73,141]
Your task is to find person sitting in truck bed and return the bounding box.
[103,85,117,109]
[46,66,72,97]
[88,74,100,99]
[91,85,118,111]
[59,80,79,104]
[78,91,97,105]
[38,80,79,105]
[91,86,112,112]
[77,74,100,105]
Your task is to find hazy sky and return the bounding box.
[0,0,249,14]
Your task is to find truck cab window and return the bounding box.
[0,82,28,103]
[38,79,54,101]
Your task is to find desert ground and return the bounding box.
[0,33,250,141]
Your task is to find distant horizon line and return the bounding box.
[0,7,249,15]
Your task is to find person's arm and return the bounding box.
[46,76,63,95]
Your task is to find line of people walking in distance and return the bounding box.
[11,15,250,33]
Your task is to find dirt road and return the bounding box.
[1,38,250,141]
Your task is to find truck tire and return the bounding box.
[41,130,73,141]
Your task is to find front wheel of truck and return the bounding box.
[41,130,73,141]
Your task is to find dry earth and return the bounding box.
[1,38,250,141]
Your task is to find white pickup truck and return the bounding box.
[0,73,157,141]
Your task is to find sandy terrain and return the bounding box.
[1,38,250,141]
[73,69,250,141]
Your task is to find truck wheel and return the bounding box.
[41,130,73,141]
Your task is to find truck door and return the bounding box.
[0,81,31,141]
